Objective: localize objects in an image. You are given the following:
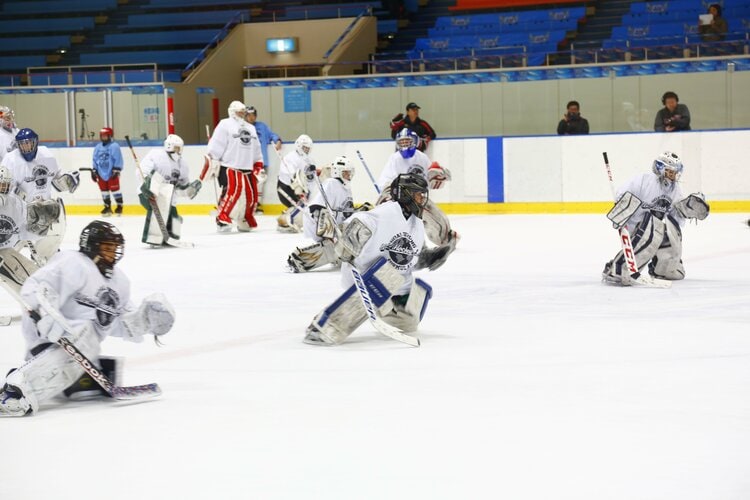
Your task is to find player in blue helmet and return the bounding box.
[395,128,419,159]
[15,128,38,162]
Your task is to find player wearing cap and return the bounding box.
[389,102,436,152]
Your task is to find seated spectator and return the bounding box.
[390,102,436,152]
[557,101,589,135]
[698,4,728,42]
[654,92,691,132]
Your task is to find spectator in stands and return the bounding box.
[390,102,436,152]
[245,106,281,212]
[557,101,589,135]
[654,91,691,132]
[698,4,728,42]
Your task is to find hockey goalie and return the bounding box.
[0,221,175,417]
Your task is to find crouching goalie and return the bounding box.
[303,173,455,346]
[0,221,175,417]
[602,151,709,286]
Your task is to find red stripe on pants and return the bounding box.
[217,169,258,228]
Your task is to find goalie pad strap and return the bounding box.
[607,192,642,229]
[673,193,709,220]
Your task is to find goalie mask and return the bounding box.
[0,106,15,133]
[652,151,683,185]
[395,128,419,159]
[227,100,247,123]
[391,172,429,219]
[0,165,11,195]
[79,220,125,278]
[16,128,39,162]
[331,156,354,184]
[295,134,313,160]
[100,127,113,144]
[164,134,184,157]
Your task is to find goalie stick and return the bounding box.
[312,171,419,347]
[355,150,381,195]
[124,136,194,249]
[34,285,161,401]
[602,152,670,289]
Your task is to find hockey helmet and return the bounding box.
[331,156,354,184]
[395,128,418,159]
[0,106,15,133]
[652,151,683,184]
[390,172,429,218]
[295,134,313,159]
[164,134,184,156]
[15,128,39,162]
[99,127,114,144]
[79,220,125,278]
[227,100,246,122]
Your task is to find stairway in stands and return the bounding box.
[380,0,457,56]
[573,0,636,49]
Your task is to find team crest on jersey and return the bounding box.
[232,128,254,145]
[379,231,419,270]
[408,165,425,178]
[169,168,180,183]
[24,164,52,188]
[0,214,19,245]
[75,286,121,327]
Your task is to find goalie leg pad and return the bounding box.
[607,192,642,229]
[422,200,454,246]
[288,239,339,273]
[306,258,405,345]
[0,249,39,297]
[605,213,666,284]
[674,193,709,220]
[5,323,100,412]
[167,206,182,240]
[650,215,685,280]
[382,278,433,333]
[63,356,122,400]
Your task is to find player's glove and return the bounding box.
[252,162,263,176]
[90,170,98,183]
[112,169,121,178]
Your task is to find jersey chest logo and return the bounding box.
[379,231,419,271]
[408,165,425,178]
[232,128,254,146]
[75,286,121,327]
[24,164,52,188]
[0,214,19,244]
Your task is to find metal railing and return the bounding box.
[25,63,162,86]
[183,11,248,75]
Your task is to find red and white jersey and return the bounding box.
[20,250,139,352]
[279,149,314,188]
[0,127,18,162]
[376,149,431,192]
[206,117,262,171]
[303,178,353,241]
[1,146,60,202]
[617,172,685,232]
[341,201,425,296]
[0,192,29,249]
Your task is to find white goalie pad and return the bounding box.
[674,193,709,221]
[607,192,642,229]
[0,248,39,302]
[51,171,80,194]
[288,239,339,273]
[604,214,666,285]
[651,216,685,280]
[122,292,175,341]
[380,278,433,333]
[277,205,305,233]
[335,217,372,263]
[144,173,175,245]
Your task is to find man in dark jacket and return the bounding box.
[390,102,436,152]
[654,91,691,132]
[557,100,589,135]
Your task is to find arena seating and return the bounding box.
[0,0,117,15]
[450,0,584,11]
[282,2,382,20]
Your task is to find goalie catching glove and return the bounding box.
[427,162,451,190]
[122,293,176,341]
[674,192,709,220]
[52,171,80,194]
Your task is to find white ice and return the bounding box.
[2,213,750,500]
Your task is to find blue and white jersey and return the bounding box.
[376,149,431,192]
[92,141,124,181]
[1,146,60,202]
[617,172,685,232]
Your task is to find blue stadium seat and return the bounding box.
[127,11,243,28]
[2,35,71,52]
[147,0,257,6]
[0,55,47,71]
[284,2,382,20]
[0,17,95,34]
[102,30,218,48]
[80,49,199,66]
[2,0,117,14]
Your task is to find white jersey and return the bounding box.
[342,201,425,295]
[206,117,262,171]
[279,150,315,188]
[1,146,60,202]
[377,149,432,192]
[140,149,189,186]
[0,193,29,249]
[20,250,138,351]
[0,127,18,162]
[303,178,353,240]
[617,172,685,232]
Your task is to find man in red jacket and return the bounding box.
[389,102,436,152]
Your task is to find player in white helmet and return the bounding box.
[287,156,372,273]
[602,151,710,285]
[377,128,459,249]
[204,100,263,232]
[1,127,79,266]
[276,134,317,232]
[0,220,175,417]
[0,106,18,162]
[303,173,453,346]
[137,134,201,246]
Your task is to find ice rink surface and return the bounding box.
[2,213,749,500]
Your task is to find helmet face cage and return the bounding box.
[391,173,429,218]
[652,151,683,183]
[79,221,125,278]
[295,135,313,158]
[0,107,15,132]
[228,101,246,121]
[331,156,354,183]
[164,134,184,155]
[396,129,418,159]
[0,166,11,194]
[15,128,38,162]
